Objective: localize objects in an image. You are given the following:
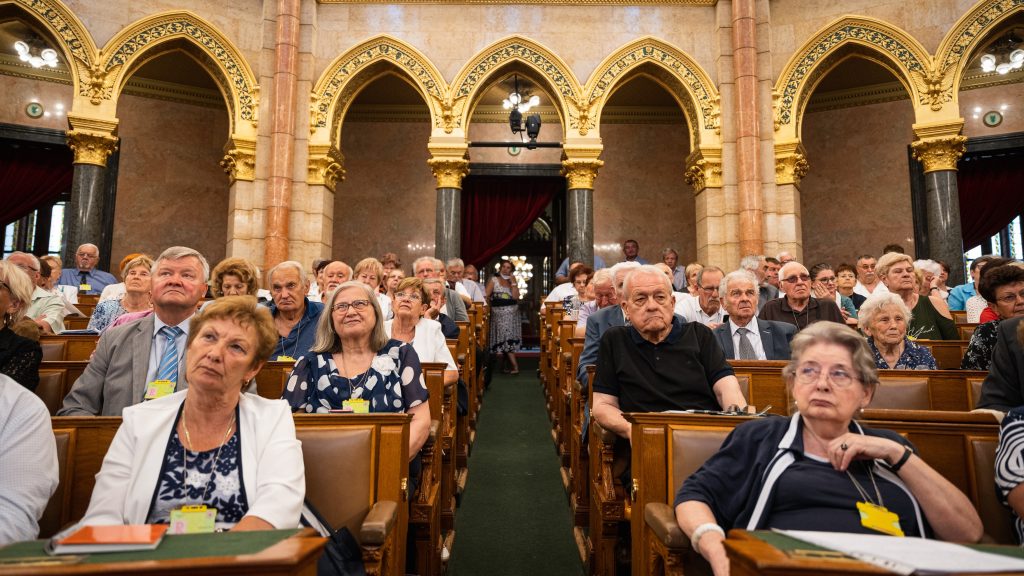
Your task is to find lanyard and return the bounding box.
[847,462,885,507]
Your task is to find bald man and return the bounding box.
[58,243,117,295]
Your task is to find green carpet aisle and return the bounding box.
[448,357,583,575]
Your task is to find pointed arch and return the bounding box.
[98,11,259,138]
[934,0,1024,107]
[1,0,98,100]
[584,36,720,147]
[309,35,446,146]
[449,35,581,139]
[773,16,932,140]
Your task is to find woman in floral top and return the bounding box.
[962,263,1024,371]
[859,292,937,370]
[283,281,430,459]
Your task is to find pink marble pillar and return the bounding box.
[732,0,764,256]
[264,0,301,272]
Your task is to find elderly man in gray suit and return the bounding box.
[712,270,795,361]
[58,247,210,416]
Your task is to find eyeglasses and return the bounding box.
[781,274,811,284]
[794,362,857,388]
[394,292,422,301]
[332,299,371,312]
[700,285,719,293]
[996,289,1024,306]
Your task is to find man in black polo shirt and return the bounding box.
[592,266,749,442]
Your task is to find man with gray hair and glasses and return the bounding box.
[6,252,65,334]
[60,246,211,416]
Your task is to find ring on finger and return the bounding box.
[840,442,849,451]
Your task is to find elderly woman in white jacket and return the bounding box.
[80,296,304,531]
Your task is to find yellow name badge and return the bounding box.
[857,501,904,537]
[276,355,296,363]
[144,380,176,400]
[342,398,370,414]
[169,505,217,534]
[79,283,91,292]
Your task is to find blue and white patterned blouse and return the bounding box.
[867,336,937,370]
[997,406,1024,545]
[146,405,248,529]
[282,339,426,414]
[86,299,127,332]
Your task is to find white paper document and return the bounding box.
[776,529,1024,575]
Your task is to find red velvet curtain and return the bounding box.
[957,152,1024,249]
[460,175,561,267]
[0,142,73,225]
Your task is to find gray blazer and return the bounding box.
[444,287,469,322]
[577,305,627,384]
[58,315,188,416]
[712,319,795,361]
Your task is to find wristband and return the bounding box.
[889,446,913,473]
[691,522,726,554]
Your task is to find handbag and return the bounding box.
[300,499,367,576]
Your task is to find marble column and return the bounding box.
[64,128,118,265]
[561,159,603,268]
[264,0,301,272]
[732,0,764,256]
[912,135,968,287]
[428,157,469,263]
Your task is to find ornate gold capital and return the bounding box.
[66,130,119,167]
[220,138,256,183]
[911,135,966,173]
[308,144,345,192]
[774,141,810,186]
[561,159,603,189]
[428,157,469,189]
[683,148,722,192]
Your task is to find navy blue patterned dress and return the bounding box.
[146,405,248,529]
[867,337,937,370]
[282,339,426,414]
[996,406,1024,545]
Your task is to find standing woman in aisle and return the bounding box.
[487,259,521,375]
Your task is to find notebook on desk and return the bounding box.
[46,525,168,555]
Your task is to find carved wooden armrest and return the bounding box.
[645,502,689,549]
[360,500,398,546]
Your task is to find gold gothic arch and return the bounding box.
[1,0,97,100]
[584,36,720,149]
[933,0,1024,111]
[309,35,446,147]
[773,16,933,141]
[449,35,580,140]
[96,10,259,140]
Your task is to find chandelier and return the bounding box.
[13,40,59,69]
[980,33,1024,74]
[503,75,542,149]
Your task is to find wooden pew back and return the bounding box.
[39,334,100,361]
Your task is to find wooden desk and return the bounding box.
[725,530,1024,576]
[0,528,325,575]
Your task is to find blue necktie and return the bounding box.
[155,326,184,382]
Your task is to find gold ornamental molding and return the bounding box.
[220,138,257,183]
[683,147,722,192]
[65,113,118,166]
[307,144,346,192]
[911,135,967,173]
[774,141,810,186]
[319,0,716,4]
[561,159,603,190]
[428,157,470,189]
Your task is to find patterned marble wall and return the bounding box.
[0,75,72,130]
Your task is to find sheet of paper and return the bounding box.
[777,529,1024,575]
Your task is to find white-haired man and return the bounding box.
[447,258,484,303]
[267,261,325,361]
[739,254,778,313]
[59,247,210,416]
[712,270,795,360]
[759,261,845,331]
[57,243,118,296]
[6,252,65,334]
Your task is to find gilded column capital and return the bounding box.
[66,130,119,167]
[683,149,722,192]
[220,138,256,183]
[561,159,604,190]
[774,140,809,186]
[308,144,345,192]
[428,157,469,189]
[911,135,967,173]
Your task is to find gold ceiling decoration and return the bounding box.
[318,0,715,4]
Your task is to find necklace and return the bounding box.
[276,315,304,358]
[790,303,808,329]
[180,403,235,502]
[339,350,373,399]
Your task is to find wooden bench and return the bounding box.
[48,413,412,576]
[39,334,100,361]
[627,410,1008,576]
[64,316,91,330]
[916,339,970,370]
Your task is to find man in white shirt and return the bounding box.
[0,374,58,544]
[675,266,726,327]
[6,252,65,334]
[711,270,795,360]
[446,258,483,302]
[853,254,889,298]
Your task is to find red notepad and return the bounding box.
[49,525,168,555]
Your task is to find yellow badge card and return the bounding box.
[79,284,91,292]
[169,505,217,534]
[144,380,176,400]
[343,398,370,414]
[276,355,296,363]
[857,501,904,537]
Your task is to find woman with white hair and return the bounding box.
[858,292,937,370]
[914,259,943,299]
[0,262,42,391]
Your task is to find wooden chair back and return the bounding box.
[38,428,76,538]
[36,370,66,415]
[40,339,66,362]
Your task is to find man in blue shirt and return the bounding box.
[57,243,117,295]
[621,239,650,265]
[947,255,995,311]
[265,261,323,361]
